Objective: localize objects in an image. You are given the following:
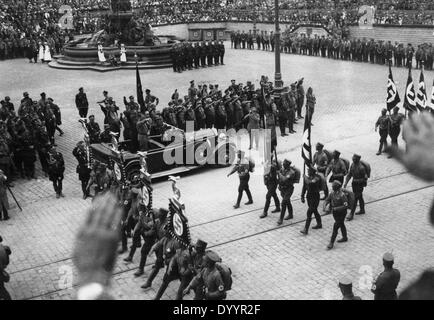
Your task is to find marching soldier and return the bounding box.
[325,150,347,185]
[47,145,65,199]
[72,141,91,199]
[227,151,253,209]
[131,207,158,277]
[300,166,322,235]
[141,222,180,290]
[260,157,280,219]
[388,106,405,151]
[375,108,390,155]
[371,253,401,300]
[324,181,349,250]
[313,143,329,199]
[183,250,227,300]
[277,159,296,225]
[344,154,368,221]
[339,277,362,300]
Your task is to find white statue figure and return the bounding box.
[43,42,52,62]
[38,42,45,62]
[97,44,106,63]
[120,44,127,63]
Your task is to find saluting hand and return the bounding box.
[73,193,122,287]
[386,112,434,182]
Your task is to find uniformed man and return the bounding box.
[300,166,322,235]
[119,181,136,254]
[193,42,201,68]
[228,151,253,209]
[375,108,390,155]
[264,104,278,152]
[313,143,329,199]
[241,31,247,49]
[339,277,362,300]
[200,42,207,67]
[260,157,281,219]
[145,89,159,106]
[47,145,65,199]
[189,239,208,300]
[296,78,305,119]
[183,250,227,300]
[406,43,415,68]
[324,180,349,250]
[72,141,91,200]
[219,41,225,65]
[344,154,368,221]
[325,150,348,185]
[388,106,405,150]
[278,93,289,137]
[277,159,296,225]
[371,253,401,300]
[137,112,151,151]
[256,31,261,50]
[130,207,158,278]
[206,41,214,66]
[86,115,101,144]
[141,222,180,289]
[75,87,89,120]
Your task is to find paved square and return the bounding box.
[1,43,434,300]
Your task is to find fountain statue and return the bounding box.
[50,0,181,71]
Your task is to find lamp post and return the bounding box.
[274,0,283,98]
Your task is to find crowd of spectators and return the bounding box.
[1,0,434,61]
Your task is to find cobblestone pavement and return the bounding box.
[1,43,434,300]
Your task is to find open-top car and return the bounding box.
[84,124,237,186]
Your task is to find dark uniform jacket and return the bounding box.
[75,92,89,110]
[189,266,226,300]
[372,268,400,300]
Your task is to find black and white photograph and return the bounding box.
[1,0,434,309]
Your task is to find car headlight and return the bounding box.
[218,132,227,142]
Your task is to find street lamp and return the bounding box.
[274,0,283,98]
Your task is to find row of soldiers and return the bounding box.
[170,41,225,73]
[113,174,230,300]
[229,142,370,251]
[0,92,64,187]
[160,77,308,140]
[234,29,434,70]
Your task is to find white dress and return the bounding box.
[98,45,106,62]
[43,45,52,62]
[38,45,44,61]
[120,47,127,63]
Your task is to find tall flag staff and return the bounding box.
[429,78,434,114]
[301,102,312,177]
[403,64,417,116]
[135,52,145,111]
[415,63,427,112]
[386,60,401,113]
